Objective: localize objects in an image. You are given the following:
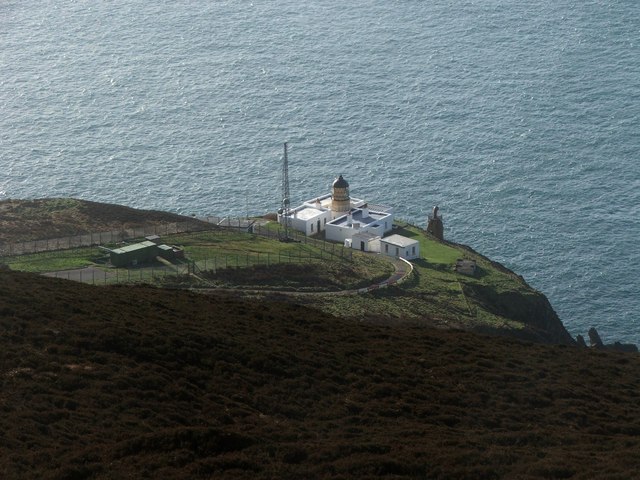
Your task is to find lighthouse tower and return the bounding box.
[330,175,350,217]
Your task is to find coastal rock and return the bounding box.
[576,335,587,348]
[588,328,604,348]
[586,327,638,353]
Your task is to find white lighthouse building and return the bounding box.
[277,174,394,241]
[276,174,420,259]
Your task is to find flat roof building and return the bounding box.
[380,234,420,260]
[325,204,393,244]
[277,175,393,239]
[109,241,159,267]
[276,173,423,262]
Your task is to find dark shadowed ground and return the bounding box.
[1,270,640,479]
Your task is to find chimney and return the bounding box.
[361,203,369,218]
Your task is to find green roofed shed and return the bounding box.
[109,241,159,267]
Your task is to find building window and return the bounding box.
[412,246,416,255]
[385,244,388,253]
[310,224,314,232]
[395,247,400,256]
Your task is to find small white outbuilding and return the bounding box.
[348,231,381,253]
[380,234,420,260]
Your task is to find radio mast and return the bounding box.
[281,142,292,241]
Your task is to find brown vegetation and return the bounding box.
[2,269,640,479]
[0,198,199,243]
[201,260,393,291]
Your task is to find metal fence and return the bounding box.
[0,219,239,256]
[0,214,358,258]
[5,218,357,286]
[202,216,256,229]
[43,248,352,287]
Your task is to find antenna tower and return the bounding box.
[281,142,292,241]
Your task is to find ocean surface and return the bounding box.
[1,0,639,343]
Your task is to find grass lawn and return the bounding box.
[0,247,105,273]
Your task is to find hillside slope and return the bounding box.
[1,270,640,479]
[0,198,576,345]
[0,198,200,243]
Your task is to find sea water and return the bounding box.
[1,0,639,343]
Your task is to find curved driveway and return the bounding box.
[43,254,415,296]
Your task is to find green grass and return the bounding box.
[0,247,104,273]
[1,221,542,336]
[159,229,393,290]
[298,222,535,334]
[2,227,393,291]
[392,222,461,265]
[163,229,356,267]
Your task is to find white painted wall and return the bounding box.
[380,239,420,260]
[325,223,352,243]
[278,209,332,236]
[351,234,381,253]
[325,210,393,244]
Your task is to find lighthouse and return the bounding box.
[330,175,350,216]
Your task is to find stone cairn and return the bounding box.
[427,206,444,241]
